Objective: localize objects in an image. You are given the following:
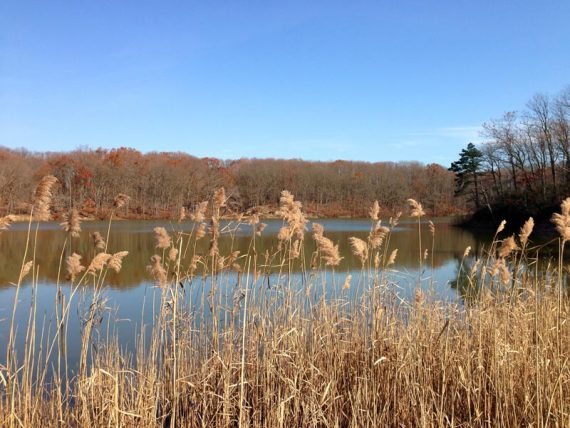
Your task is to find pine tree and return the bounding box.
[449,143,484,209]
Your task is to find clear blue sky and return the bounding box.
[1,1,569,166]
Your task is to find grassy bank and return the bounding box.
[0,180,569,427]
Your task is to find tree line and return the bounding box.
[451,85,570,217]
[0,147,458,219]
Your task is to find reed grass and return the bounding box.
[0,185,569,427]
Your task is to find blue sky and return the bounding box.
[1,1,569,166]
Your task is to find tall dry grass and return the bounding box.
[0,183,569,427]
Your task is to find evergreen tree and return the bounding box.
[449,143,484,209]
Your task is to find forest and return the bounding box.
[452,86,570,225]
[0,147,458,219]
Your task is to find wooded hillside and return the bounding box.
[0,148,459,219]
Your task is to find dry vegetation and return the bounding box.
[0,177,569,427]
[0,147,459,219]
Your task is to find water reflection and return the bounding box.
[0,218,483,289]
[0,218,489,376]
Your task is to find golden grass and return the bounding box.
[0,187,569,427]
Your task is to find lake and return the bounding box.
[0,217,488,373]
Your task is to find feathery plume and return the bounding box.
[463,246,471,258]
[496,220,506,235]
[390,212,402,228]
[312,222,324,238]
[108,251,129,273]
[278,226,290,242]
[551,198,570,242]
[91,231,106,250]
[113,193,130,209]
[278,190,307,240]
[277,190,308,257]
[66,253,85,281]
[60,208,81,238]
[343,274,352,290]
[190,201,208,223]
[368,223,389,250]
[18,261,33,283]
[562,198,570,215]
[147,255,167,287]
[209,217,220,256]
[195,222,206,240]
[33,175,58,221]
[229,250,241,264]
[407,199,425,217]
[490,258,503,277]
[500,263,511,285]
[168,247,178,262]
[280,190,295,207]
[519,217,534,246]
[349,237,369,265]
[498,235,519,258]
[87,253,111,274]
[153,227,171,249]
[290,239,301,259]
[216,255,226,272]
[178,207,186,222]
[314,233,342,266]
[213,187,226,211]
[256,223,266,236]
[369,201,380,221]
[386,249,398,266]
[428,221,435,236]
[415,288,425,306]
[189,255,201,272]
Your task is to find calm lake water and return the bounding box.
[0,217,489,373]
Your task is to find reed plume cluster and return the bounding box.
[66,252,85,281]
[1,183,570,427]
[277,190,308,259]
[312,222,342,266]
[113,193,130,209]
[32,175,58,221]
[61,208,82,238]
[154,227,172,249]
[91,231,106,250]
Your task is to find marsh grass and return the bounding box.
[0,186,569,427]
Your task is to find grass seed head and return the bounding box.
[519,217,534,246]
[33,175,58,221]
[113,193,130,209]
[369,200,380,221]
[349,237,369,265]
[108,251,129,273]
[154,227,171,249]
[91,231,106,250]
[66,253,85,281]
[61,208,82,238]
[407,199,425,217]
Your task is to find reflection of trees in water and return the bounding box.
[0,221,486,289]
[449,247,569,304]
